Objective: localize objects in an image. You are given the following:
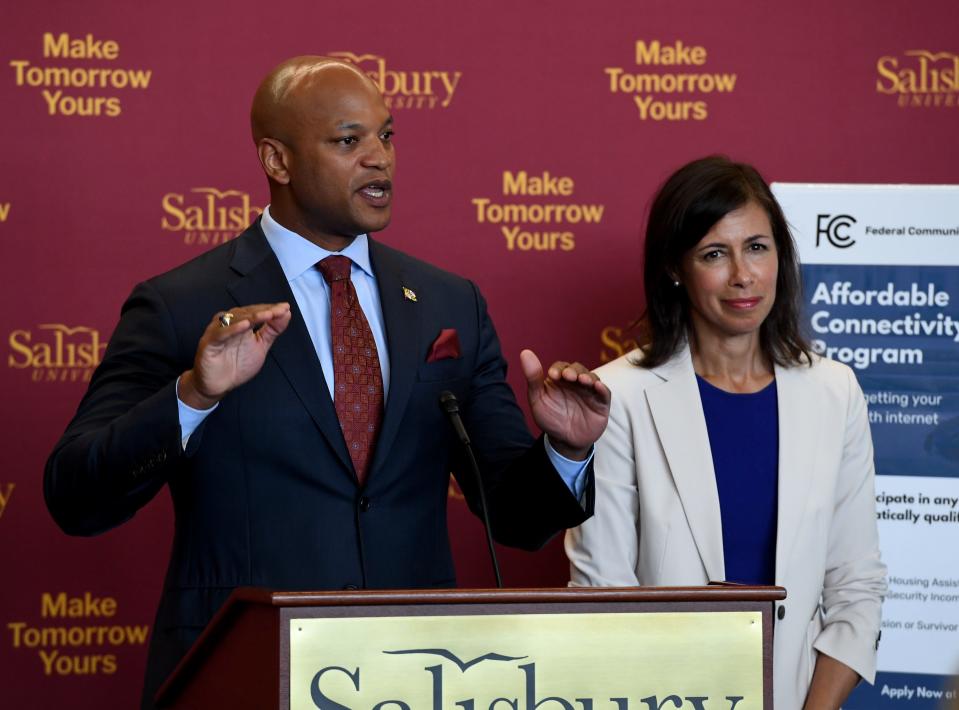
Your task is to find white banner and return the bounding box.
[774,183,959,709]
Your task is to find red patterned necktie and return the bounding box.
[318,255,383,484]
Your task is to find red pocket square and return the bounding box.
[427,328,461,362]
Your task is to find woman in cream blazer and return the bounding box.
[566,157,886,710]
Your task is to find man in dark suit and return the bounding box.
[44,56,610,708]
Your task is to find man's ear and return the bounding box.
[257,138,291,185]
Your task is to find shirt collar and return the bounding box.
[260,205,374,282]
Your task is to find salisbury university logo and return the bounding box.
[876,50,959,108]
[161,187,263,246]
[7,324,105,383]
[309,646,747,709]
[328,52,462,109]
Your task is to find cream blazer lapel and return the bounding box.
[773,362,822,586]
[644,346,725,581]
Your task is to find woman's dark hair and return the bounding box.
[637,155,810,368]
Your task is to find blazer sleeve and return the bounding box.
[44,280,187,536]
[451,281,593,551]
[564,373,642,586]
[813,365,887,682]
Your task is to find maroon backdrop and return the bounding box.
[2,0,957,705]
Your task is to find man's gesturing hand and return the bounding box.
[179,303,292,409]
[520,349,611,461]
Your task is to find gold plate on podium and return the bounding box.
[290,611,763,709]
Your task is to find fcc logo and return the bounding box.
[816,214,857,248]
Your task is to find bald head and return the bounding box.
[251,56,380,146]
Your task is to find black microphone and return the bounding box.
[439,390,471,445]
[439,390,502,588]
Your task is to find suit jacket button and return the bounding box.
[343,584,358,590]
[777,605,786,620]
[358,496,372,512]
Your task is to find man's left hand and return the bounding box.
[520,349,611,461]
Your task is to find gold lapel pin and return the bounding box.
[402,287,418,302]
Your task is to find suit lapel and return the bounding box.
[645,347,725,581]
[773,362,820,584]
[225,224,354,474]
[367,240,421,478]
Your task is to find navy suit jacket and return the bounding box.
[44,220,593,707]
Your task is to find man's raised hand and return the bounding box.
[179,303,292,409]
[520,349,610,461]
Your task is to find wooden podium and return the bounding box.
[156,586,785,709]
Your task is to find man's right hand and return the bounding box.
[178,303,292,409]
